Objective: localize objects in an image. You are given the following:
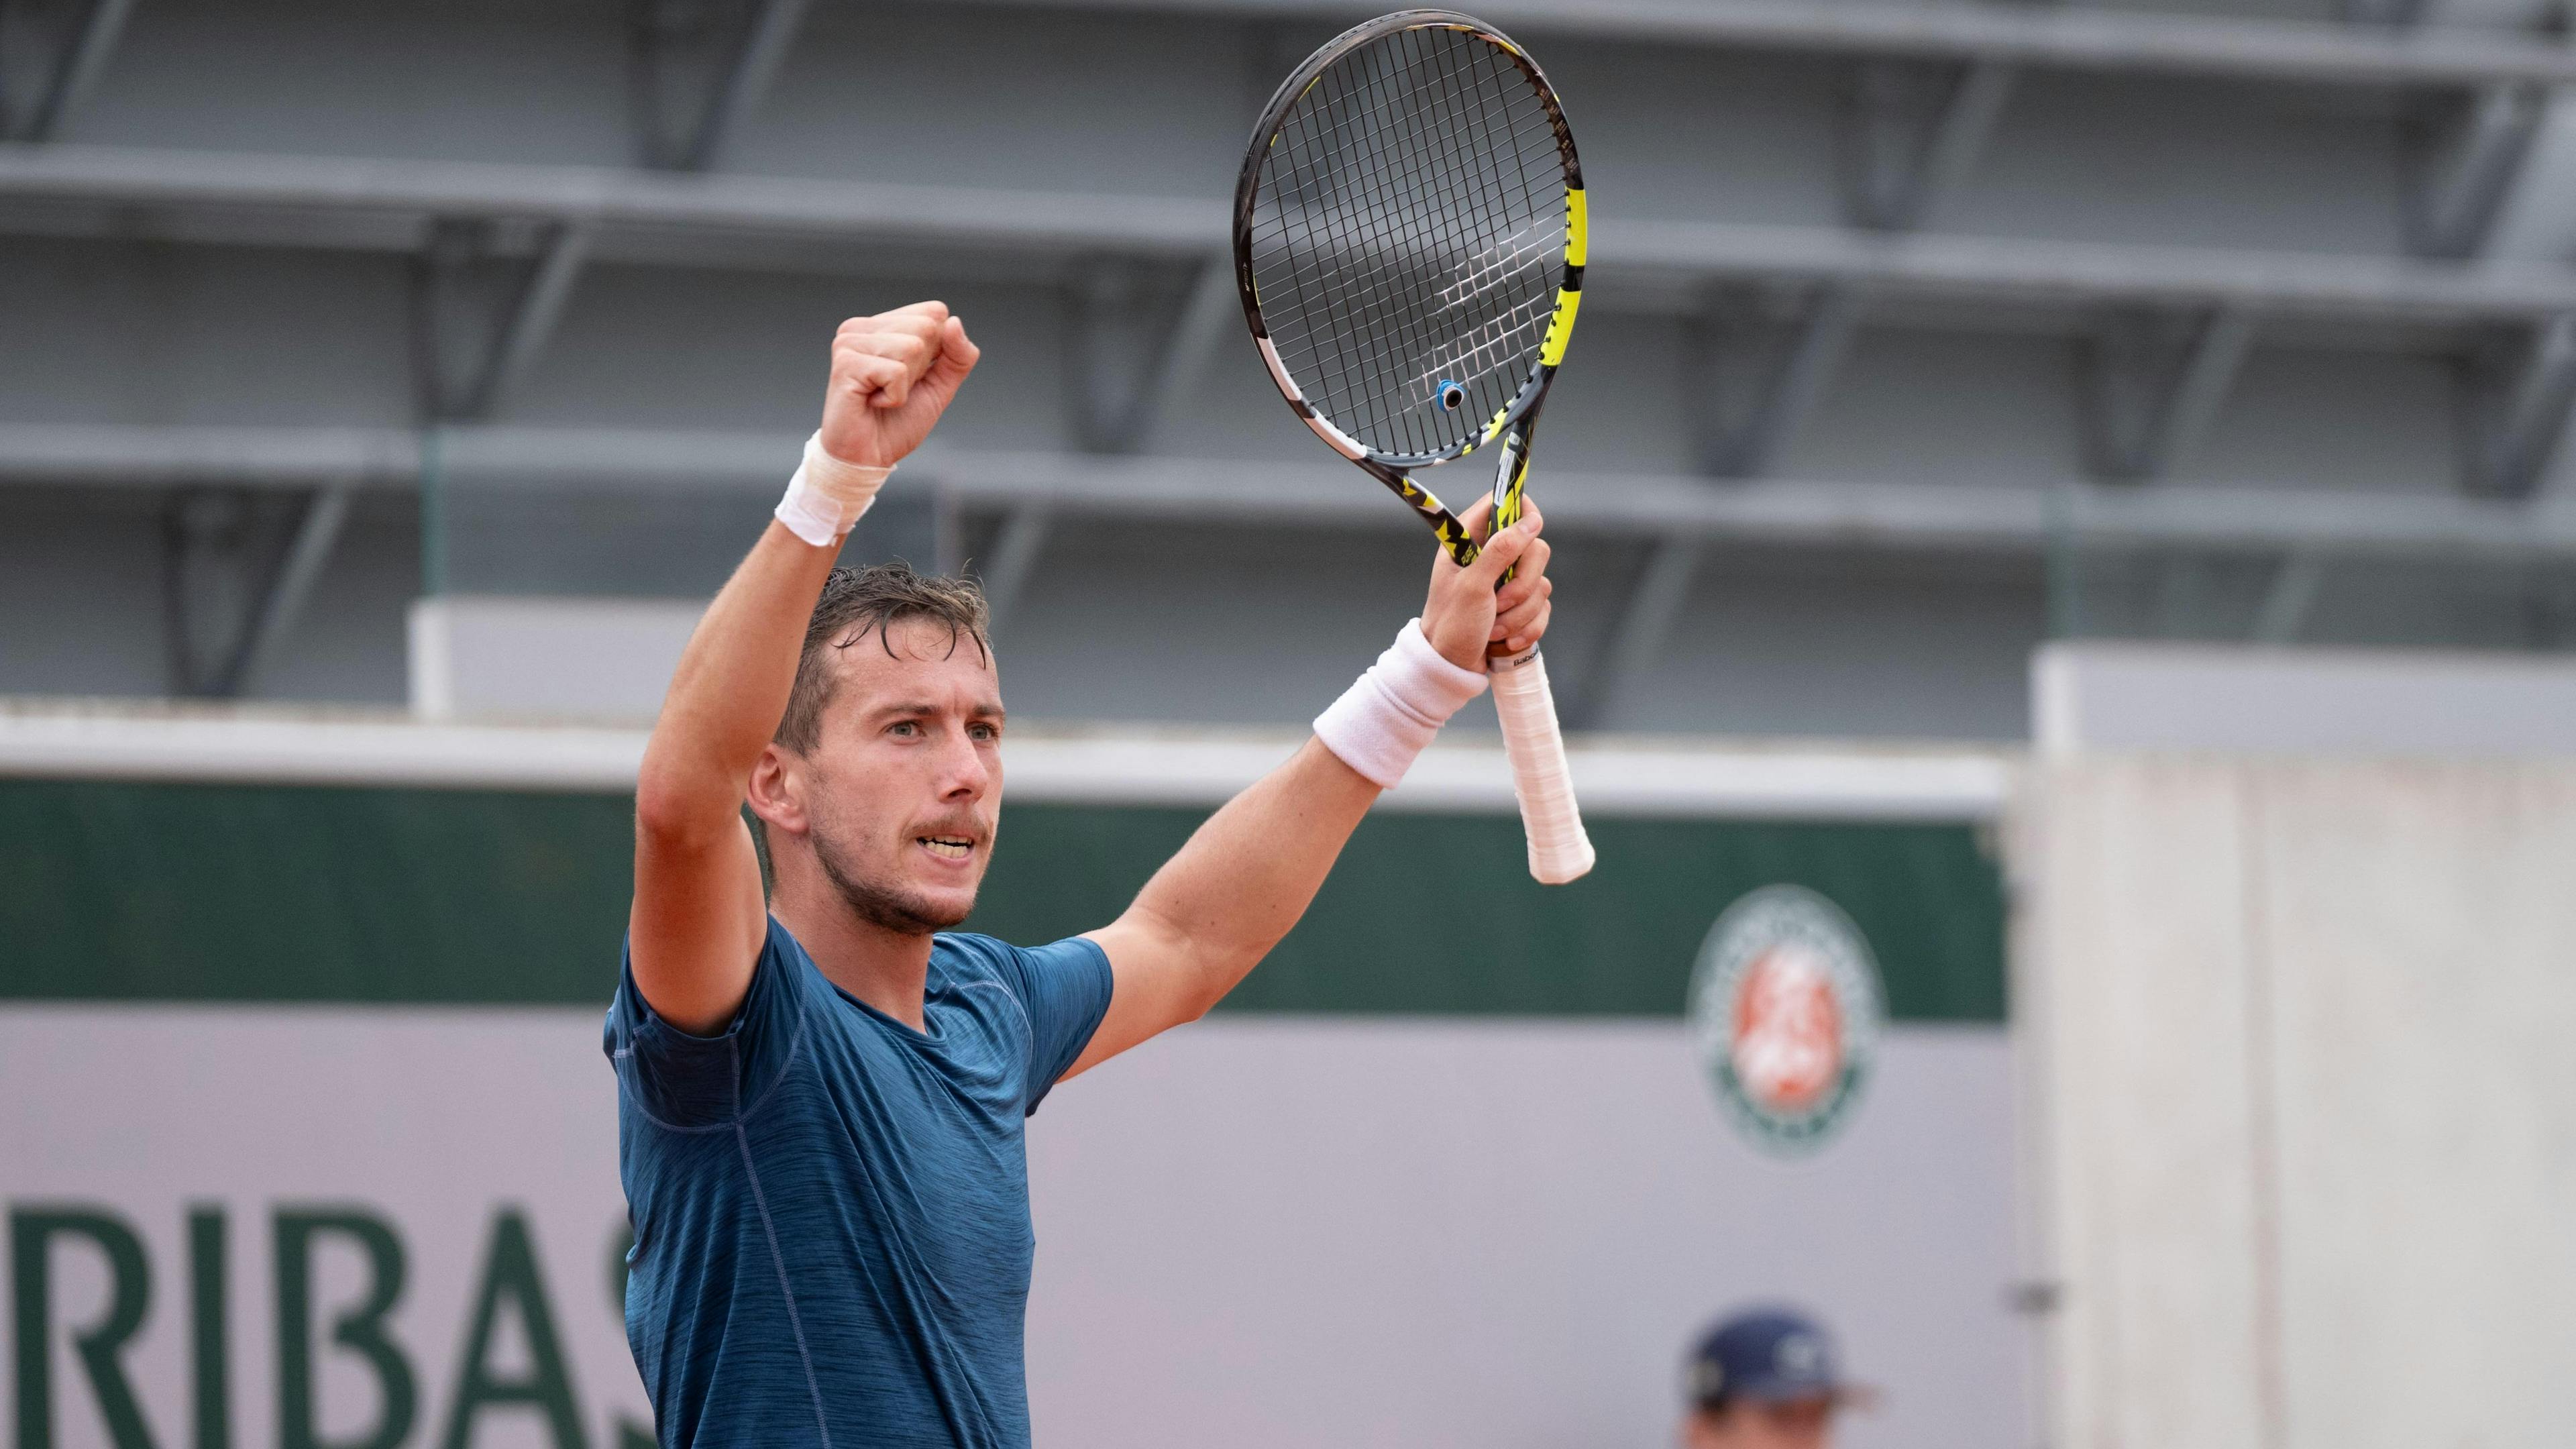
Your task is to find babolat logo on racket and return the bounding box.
[1688,885,1885,1155]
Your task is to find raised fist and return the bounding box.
[817,301,981,469]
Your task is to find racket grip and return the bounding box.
[1489,645,1595,884]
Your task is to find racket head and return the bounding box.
[1234,10,1586,472]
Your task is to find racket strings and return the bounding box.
[1274,46,1448,425]
[1285,36,1486,426]
[1247,23,1566,459]
[1393,36,1539,388]
[1282,30,1549,415]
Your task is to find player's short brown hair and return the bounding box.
[774,562,991,755]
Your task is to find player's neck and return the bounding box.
[772,875,936,1031]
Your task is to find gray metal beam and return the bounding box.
[158,482,354,698]
[1065,257,1201,453]
[412,220,594,421]
[16,145,2576,328]
[229,486,354,696]
[1693,287,1866,478]
[13,423,2576,563]
[974,506,1054,637]
[1711,56,2009,480]
[2252,551,2329,643]
[2335,0,2432,28]
[960,0,2576,88]
[1842,58,2017,231]
[15,0,138,142]
[1607,216,2576,321]
[469,223,593,417]
[2087,306,2259,482]
[0,142,1219,254]
[2405,80,2549,261]
[684,0,815,170]
[1132,252,1244,451]
[2153,308,2258,480]
[1907,58,2017,230]
[2465,311,2576,498]
[1569,537,1701,729]
[1707,54,2009,480]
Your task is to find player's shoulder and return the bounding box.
[934,931,1108,987]
[930,930,1044,979]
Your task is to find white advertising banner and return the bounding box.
[4,1010,2019,1449]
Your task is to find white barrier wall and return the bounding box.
[0,1012,2018,1449]
[2016,756,2576,1449]
[407,598,704,724]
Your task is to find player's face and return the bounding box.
[1682,1399,1833,1449]
[797,616,1004,934]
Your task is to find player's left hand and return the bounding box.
[1420,496,1552,672]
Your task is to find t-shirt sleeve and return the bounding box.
[984,935,1116,1116]
[604,915,812,1130]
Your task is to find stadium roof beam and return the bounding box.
[412,219,594,421]
[1065,256,1206,453]
[6,0,137,142]
[9,423,2576,564]
[2252,551,2330,643]
[1061,246,1238,460]
[12,146,2576,330]
[2335,0,2432,28]
[633,0,817,170]
[965,0,2576,89]
[1134,252,1244,451]
[2400,80,2551,262]
[1839,56,2019,232]
[159,483,354,700]
[2082,306,2259,483]
[1565,537,1701,731]
[1687,56,2015,478]
[2462,311,2576,498]
[1688,287,1866,479]
[0,142,1220,254]
[229,486,355,698]
[1606,214,2576,322]
[973,506,1055,639]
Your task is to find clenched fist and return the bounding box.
[818,302,981,469]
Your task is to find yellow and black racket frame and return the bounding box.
[1232,8,1587,570]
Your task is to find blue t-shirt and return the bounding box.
[604,917,1115,1449]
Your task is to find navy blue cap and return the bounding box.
[1686,1307,1854,1406]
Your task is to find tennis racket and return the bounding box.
[1234,9,1595,884]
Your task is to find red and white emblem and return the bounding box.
[1690,885,1884,1153]
[1731,945,1845,1115]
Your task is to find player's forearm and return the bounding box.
[635,522,837,837]
[1124,739,1379,1011]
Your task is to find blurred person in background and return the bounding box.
[1681,1306,1869,1449]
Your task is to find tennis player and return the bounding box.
[604,301,1554,1448]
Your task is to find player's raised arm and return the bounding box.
[629,303,978,1034]
[1067,500,1554,1075]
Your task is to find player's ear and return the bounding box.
[745,746,809,837]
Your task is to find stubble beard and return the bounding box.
[810,822,975,936]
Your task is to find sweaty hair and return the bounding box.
[774,562,991,755]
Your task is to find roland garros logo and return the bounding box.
[1688,885,1886,1155]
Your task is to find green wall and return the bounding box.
[0,780,2004,1021]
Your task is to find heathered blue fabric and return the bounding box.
[604,916,1114,1449]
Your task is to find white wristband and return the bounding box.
[775,431,893,547]
[1313,619,1489,789]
